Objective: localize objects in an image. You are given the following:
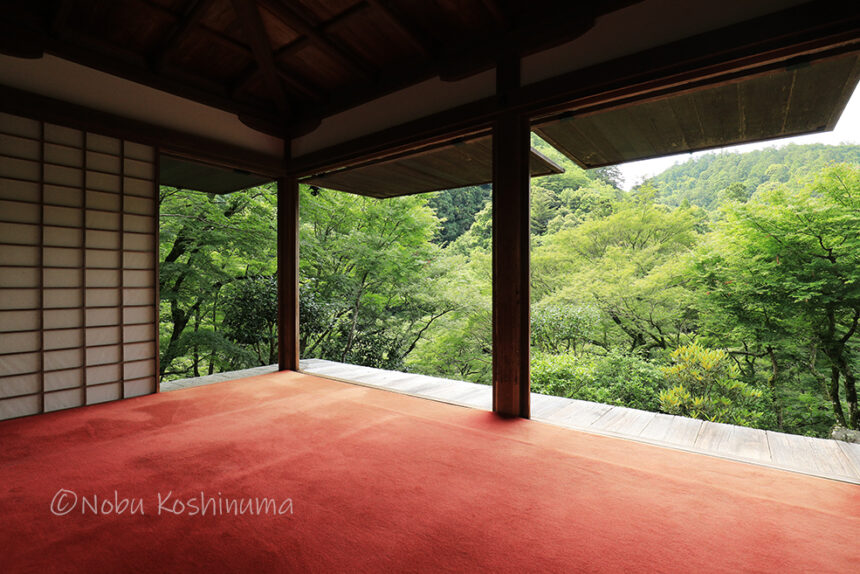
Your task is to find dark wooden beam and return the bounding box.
[289,0,860,177]
[0,2,45,58]
[230,0,290,119]
[140,0,282,73]
[258,0,375,81]
[277,173,300,371]
[478,0,509,30]
[50,0,75,35]
[150,0,209,71]
[138,0,272,73]
[492,55,530,419]
[273,1,370,61]
[367,0,436,58]
[0,84,285,177]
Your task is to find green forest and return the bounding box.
[160,141,860,438]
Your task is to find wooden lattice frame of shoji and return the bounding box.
[0,112,159,420]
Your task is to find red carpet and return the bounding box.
[1,371,858,573]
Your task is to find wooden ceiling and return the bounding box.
[303,134,563,198]
[0,0,638,137]
[534,52,860,169]
[160,154,275,192]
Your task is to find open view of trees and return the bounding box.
[159,185,278,380]
[160,141,859,439]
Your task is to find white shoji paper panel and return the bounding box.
[45,388,83,412]
[0,113,157,420]
[0,178,40,202]
[0,373,41,398]
[0,133,40,160]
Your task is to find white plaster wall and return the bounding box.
[0,53,284,158]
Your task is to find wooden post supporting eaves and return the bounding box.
[492,56,531,418]
[278,173,300,371]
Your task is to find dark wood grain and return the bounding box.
[491,56,530,419]
[230,0,290,119]
[277,175,299,371]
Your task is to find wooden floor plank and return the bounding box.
[694,421,734,453]
[638,413,677,442]
[304,364,371,379]
[766,431,810,469]
[449,386,493,407]
[836,441,860,476]
[548,400,612,429]
[375,375,430,390]
[723,424,771,462]
[344,368,397,382]
[590,406,657,436]
[803,436,855,477]
[445,384,492,402]
[300,362,352,374]
[531,394,575,419]
[664,417,705,448]
[368,374,418,389]
[351,370,416,387]
[424,381,486,401]
[392,378,456,396]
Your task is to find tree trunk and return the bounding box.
[836,355,858,429]
[829,365,848,427]
[341,277,367,362]
[269,323,278,365]
[822,309,849,428]
[192,307,201,378]
[766,346,783,431]
[807,345,847,428]
[208,288,219,375]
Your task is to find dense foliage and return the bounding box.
[646,143,860,209]
[160,143,859,438]
[159,185,277,379]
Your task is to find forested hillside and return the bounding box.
[160,142,859,438]
[644,144,859,209]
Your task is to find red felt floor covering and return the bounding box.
[0,371,858,573]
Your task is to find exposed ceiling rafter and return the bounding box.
[367,0,436,59]
[272,1,370,61]
[230,0,290,119]
[256,0,376,82]
[478,0,510,30]
[50,0,75,35]
[150,0,209,71]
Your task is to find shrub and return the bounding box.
[531,351,666,411]
[531,303,599,354]
[659,343,764,426]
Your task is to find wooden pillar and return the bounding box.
[492,56,531,418]
[277,175,300,371]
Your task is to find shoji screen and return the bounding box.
[0,112,158,420]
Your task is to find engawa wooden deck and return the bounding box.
[163,358,860,484]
